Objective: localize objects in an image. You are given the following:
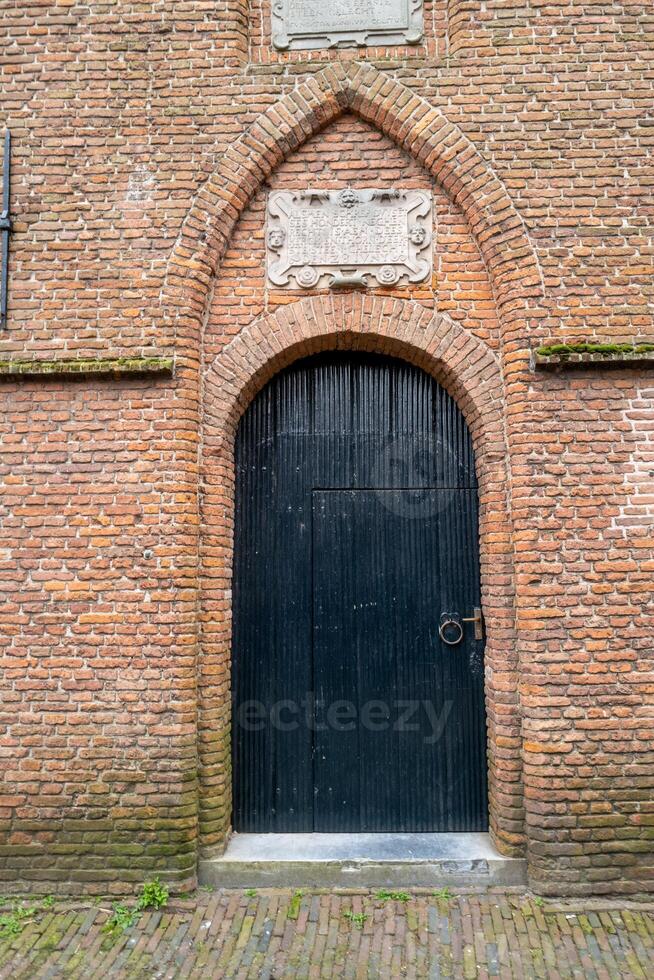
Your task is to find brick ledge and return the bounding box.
[533,347,654,370]
[0,356,174,379]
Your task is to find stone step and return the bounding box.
[199,833,527,889]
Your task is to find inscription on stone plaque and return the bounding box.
[272,0,423,51]
[266,188,432,290]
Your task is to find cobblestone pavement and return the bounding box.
[1,888,653,979]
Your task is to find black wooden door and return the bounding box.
[232,352,487,833]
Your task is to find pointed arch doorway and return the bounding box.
[232,351,488,834]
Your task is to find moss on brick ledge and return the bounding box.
[533,342,654,369]
[0,356,174,379]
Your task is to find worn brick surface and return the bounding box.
[1,889,653,979]
[1,1,653,895]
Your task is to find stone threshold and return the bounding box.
[199,833,527,889]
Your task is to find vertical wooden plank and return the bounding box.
[312,489,487,831]
[232,352,486,832]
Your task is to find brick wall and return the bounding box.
[0,375,198,891]
[1,1,652,894]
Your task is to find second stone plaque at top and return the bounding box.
[272,0,424,51]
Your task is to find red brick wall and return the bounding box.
[514,371,654,894]
[0,376,198,892]
[1,1,653,895]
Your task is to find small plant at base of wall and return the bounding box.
[343,910,368,929]
[102,878,170,937]
[376,890,411,902]
[0,896,57,938]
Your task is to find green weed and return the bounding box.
[102,903,138,936]
[102,877,169,937]
[287,890,304,920]
[0,904,37,939]
[376,889,410,902]
[137,877,169,912]
[343,910,368,929]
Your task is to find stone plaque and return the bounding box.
[266,188,432,290]
[272,0,423,51]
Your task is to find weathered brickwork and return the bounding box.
[1,1,653,895]
[0,376,198,891]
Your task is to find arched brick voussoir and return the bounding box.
[203,295,505,477]
[163,63,542,328]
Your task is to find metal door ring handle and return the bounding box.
[438,618,464,646]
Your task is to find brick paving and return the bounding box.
[0,889,652,979]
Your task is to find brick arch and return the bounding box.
[199,294,523,857]
[164,61,542,345]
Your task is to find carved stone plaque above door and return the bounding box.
[266,188,432,290]
[272,0,424,51]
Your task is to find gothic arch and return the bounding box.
[163,62,542,346]
[198,294,523,857]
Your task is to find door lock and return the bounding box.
[462,607,484,641]
[438,607,484,645]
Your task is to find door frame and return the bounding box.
[198,294,522,858]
